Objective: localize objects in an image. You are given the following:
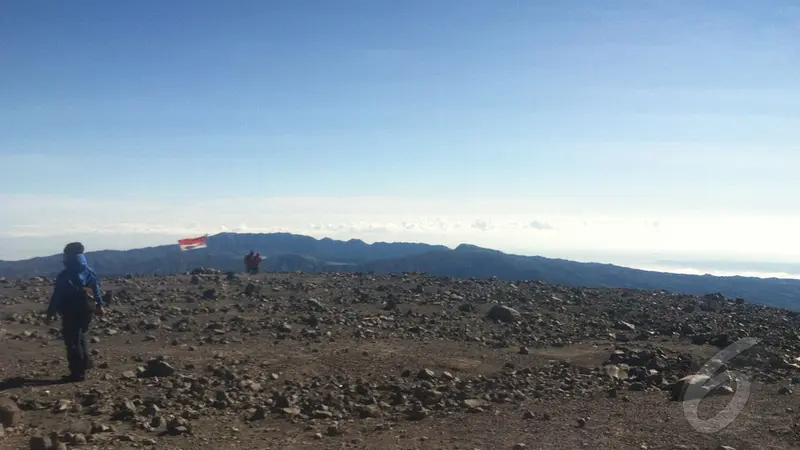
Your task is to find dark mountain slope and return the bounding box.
[262,254,335,273]
[353,247,800,309]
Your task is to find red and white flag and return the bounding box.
[178,235,208,251]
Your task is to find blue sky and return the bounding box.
[2,1,800,271]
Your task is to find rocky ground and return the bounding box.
[1,270,800,450]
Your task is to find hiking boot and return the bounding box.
[61,373,86,383]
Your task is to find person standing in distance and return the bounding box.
[244,251,255,273]
[46,242,105,382]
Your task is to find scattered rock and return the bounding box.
[167,417,192,435]
[487,305,521,323]
[0,397,22,427]
[616,321,636,331]
[0,272,797,448]
[29,436,51,450]
[139,359,176,378]
[417,368,436,380]
[671,374,734,401]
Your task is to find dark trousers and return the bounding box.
[247,267,259,274]
[62,309,92,376]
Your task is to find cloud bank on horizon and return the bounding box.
[1,1,800,269]
[2,195,800,268]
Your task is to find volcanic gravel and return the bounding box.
[1,271,800,449]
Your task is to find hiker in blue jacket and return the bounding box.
[46,242,105,382]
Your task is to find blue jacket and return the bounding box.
[47,253,103,316]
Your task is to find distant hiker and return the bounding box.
[252,252,263,274]
[244,251,255,273]
[46,242,105,382]
[245,252,263,275]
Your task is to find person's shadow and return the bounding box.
[0,376,67,391]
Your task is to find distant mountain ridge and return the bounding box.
[2,232,800,310]
[0,233,445,278]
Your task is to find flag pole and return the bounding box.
[176,234,210,274]
[179,238,185,274]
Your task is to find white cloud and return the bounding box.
[526,220,552,230]
[471,219,493,231]
[1,194,800,264]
